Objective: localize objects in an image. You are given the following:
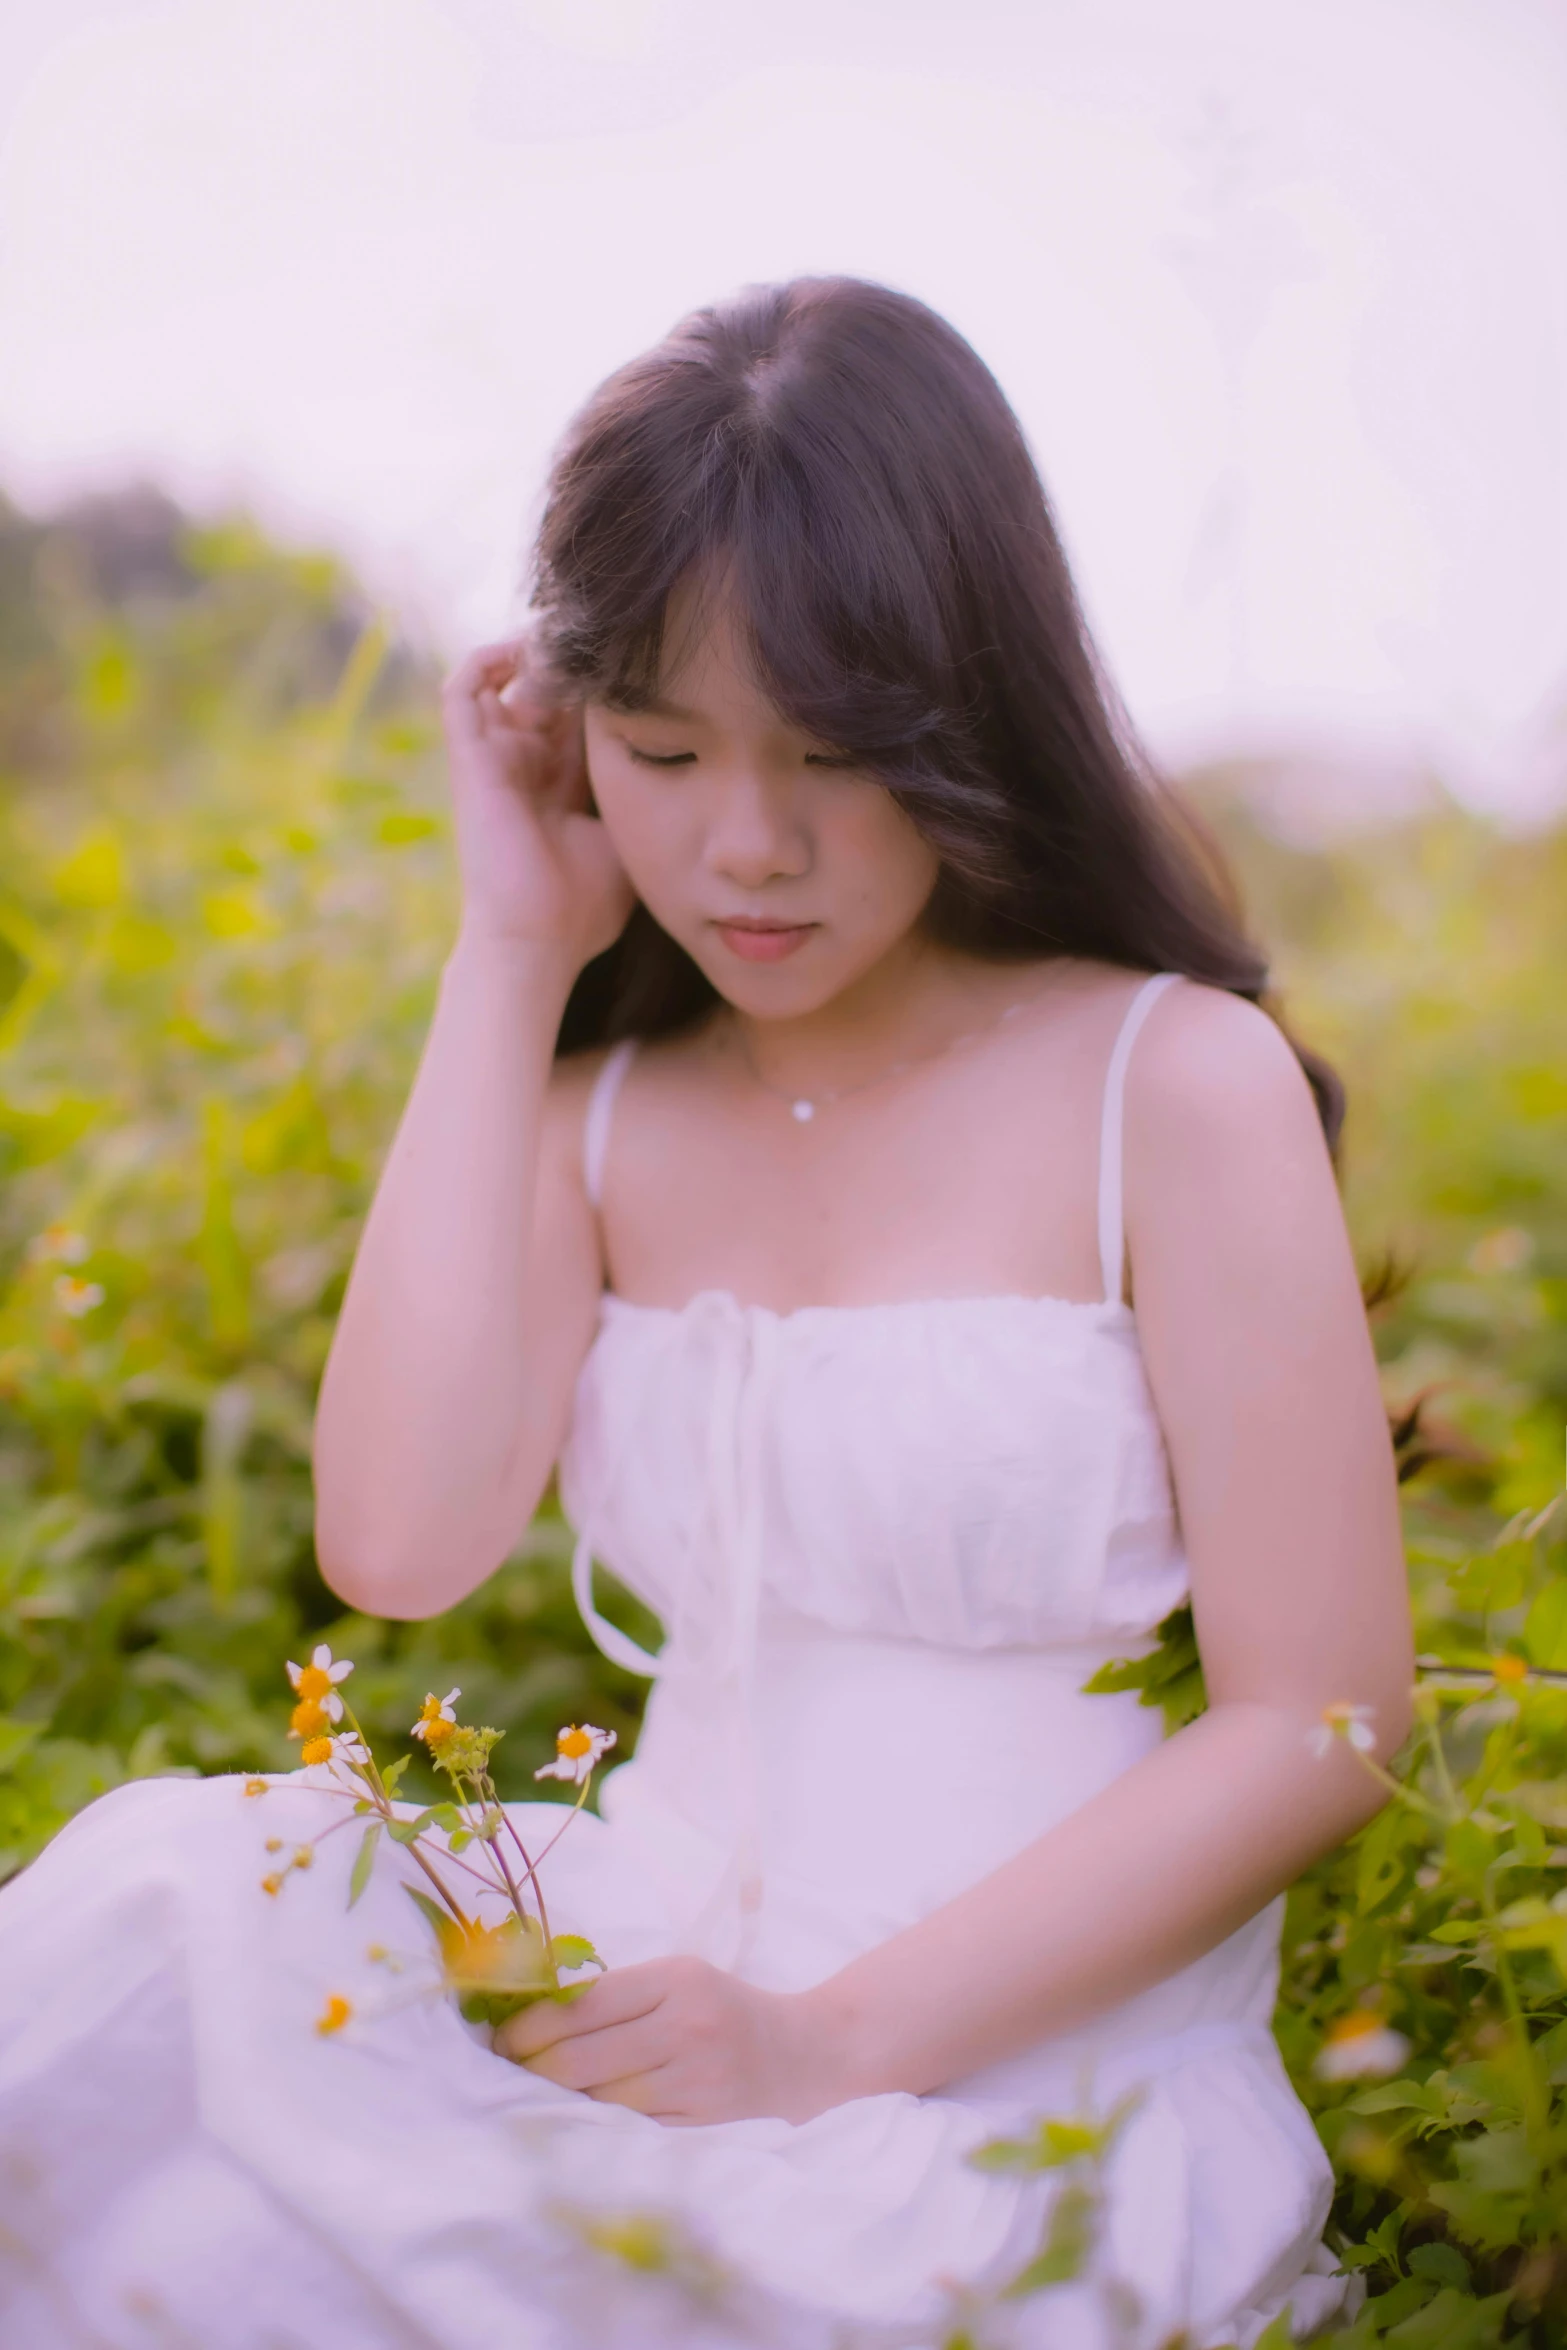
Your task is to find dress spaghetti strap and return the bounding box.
[1096,972,1180,1306]
[582,1037,639,1213]
[574,1034,664,1676]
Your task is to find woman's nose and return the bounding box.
[703,770,811,888]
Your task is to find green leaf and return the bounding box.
[385,1806,442,1845]
[1080,1607,1207,1733]
[1003,2182,1097,2295]
[380,1755,411,1797]
[1365,2276,1438,2330]
[1443,1820,1495,1882]
[1406,2244,1472,2291]
[967,2136,1039,2174]
[1379,2286,1514,2349]
[1349,2083,1442,2117]
[1354,1803,1408,1915]
[402,1885,455,1941]
[549,1933,603,1974]
[347,1821,380,1908]
[1524,1572,1567,1671]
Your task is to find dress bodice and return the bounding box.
[558,1285,1189,1663]
[557,970,1190,1677]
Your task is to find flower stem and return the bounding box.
[528,1771,595,1871]
[491,1781,556,1961]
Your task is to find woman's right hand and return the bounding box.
[440,637,635,968]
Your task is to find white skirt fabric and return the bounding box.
[0,1743,1351,2350]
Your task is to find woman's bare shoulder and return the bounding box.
[1129,976,1322,1153]
[540,1044,623,1198]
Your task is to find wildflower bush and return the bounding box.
[0,490,1564,2341]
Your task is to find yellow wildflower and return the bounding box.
[290,1697,330,1740]
[265,1838,284,1854]
[535,1723,616,1785]
[285,1644,353,1724]
[299,1735,334,1766]
[411,1688,461,1747]
[243,1778,269,1798]
[293,1845,313,1870]
[261,1873,285,1896]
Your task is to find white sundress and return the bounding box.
[0,970,1353,2350]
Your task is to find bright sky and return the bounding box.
[2,0,1564,820]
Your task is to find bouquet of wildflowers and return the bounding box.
[249,1643,612,2029]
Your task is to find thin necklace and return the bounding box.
[729,992,1038,1124]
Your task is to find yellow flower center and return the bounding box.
[291,1697,328,1737]
[261,1872,284,1896]
[1491,1653,1528,1685]
[558,1726,594,1759]
[1327,2010,1383,2042]
[300,1736,333,1766]
[315,1995,352,2037]
[243,1777,268,1798]
[423,1715,454,1746]
[296,1664,333,1700]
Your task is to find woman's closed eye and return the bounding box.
[626,745,698,767]
[623,744,862,772]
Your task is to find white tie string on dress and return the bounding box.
[570,1069,775,1970]
[1096,972,1179,1307]
[569,1290,773,1967]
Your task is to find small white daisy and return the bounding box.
[1306,1702,1377,1759]
[535,1723,616,1785]
[411,1688,461,1744]
[29,1225,90,1266]
[53,1276,105,1318]
[1315,2010,1411,2081]
[286,1643,354,1724]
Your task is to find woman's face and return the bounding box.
[582,584,941,1021]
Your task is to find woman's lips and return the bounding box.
[712,920,817,963]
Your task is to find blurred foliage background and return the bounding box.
[0,488,1564,2342]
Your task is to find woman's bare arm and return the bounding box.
[811,983,1414,2094]
[313,939,600,1618]
[312,642,632,1620]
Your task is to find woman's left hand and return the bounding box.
[492,1955,848,2125]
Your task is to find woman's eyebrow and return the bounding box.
[621,695,703,723]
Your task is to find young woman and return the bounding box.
[0,279,1411,2350]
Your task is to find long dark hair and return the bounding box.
[532,276,1343,1150]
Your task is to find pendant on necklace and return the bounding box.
[791,1099,816,1123]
